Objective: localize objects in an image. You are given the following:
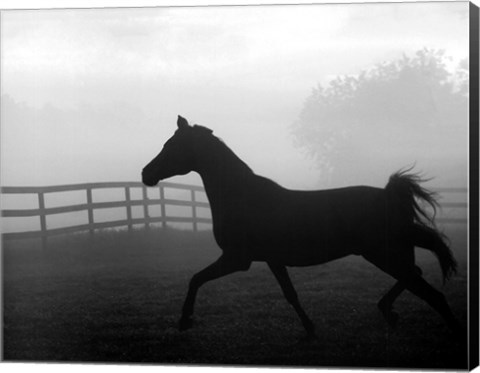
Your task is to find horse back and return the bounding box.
[213,179,390,265]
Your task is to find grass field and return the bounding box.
[2,225,469,368]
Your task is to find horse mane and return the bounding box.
[193,124,213,135]
[193,125,254,175]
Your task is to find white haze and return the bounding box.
[0,2,469,233]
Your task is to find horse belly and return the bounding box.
[216,187,386,264]
[248,213,355,265]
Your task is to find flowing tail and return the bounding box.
[385,169,457,282]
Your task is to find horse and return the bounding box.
[142,115,459,338]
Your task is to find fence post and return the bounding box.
[38,192,47,250]
[142,186,150,230]
[86,187,94,239]
[125,187,133,232]
[191,189,198,232]
[159,185,166,229]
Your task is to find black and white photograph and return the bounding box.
[1,0,478,370]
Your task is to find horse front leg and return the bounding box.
[179,254,250,331]
[267,262,315,339]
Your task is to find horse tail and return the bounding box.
[413,224,457,282]
[385,169,457,282]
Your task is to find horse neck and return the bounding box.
[194,138,253,203]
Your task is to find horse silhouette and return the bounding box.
[142,115,459,338]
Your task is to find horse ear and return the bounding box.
[177,115,190,129]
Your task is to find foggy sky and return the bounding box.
[1,2,470,191]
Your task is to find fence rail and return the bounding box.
[1,183,468,249]
[1,181,212,248]
[433,187,468,225]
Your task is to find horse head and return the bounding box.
[142,115,212,186]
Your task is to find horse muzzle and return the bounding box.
[141,169,160,186]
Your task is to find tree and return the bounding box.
[292,48,469,186]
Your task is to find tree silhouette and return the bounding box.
[292,48,468,186]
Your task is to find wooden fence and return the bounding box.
[433,187,469,225]
[0,182,467,249]
[1,181,212,249]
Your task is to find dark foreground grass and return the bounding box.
[2,226,469,368]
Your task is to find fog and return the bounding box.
[0,2,470,233]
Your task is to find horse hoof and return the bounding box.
[178,317,193,331]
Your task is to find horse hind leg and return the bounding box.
[377,222,448,328]
[377,265,422,328]
[267,262,316,339]
[377,223,459,329]
[402,272,461,335]
[364,250,460,334]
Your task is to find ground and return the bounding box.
[2,226,469,368]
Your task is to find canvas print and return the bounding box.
[1,1,478,370]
